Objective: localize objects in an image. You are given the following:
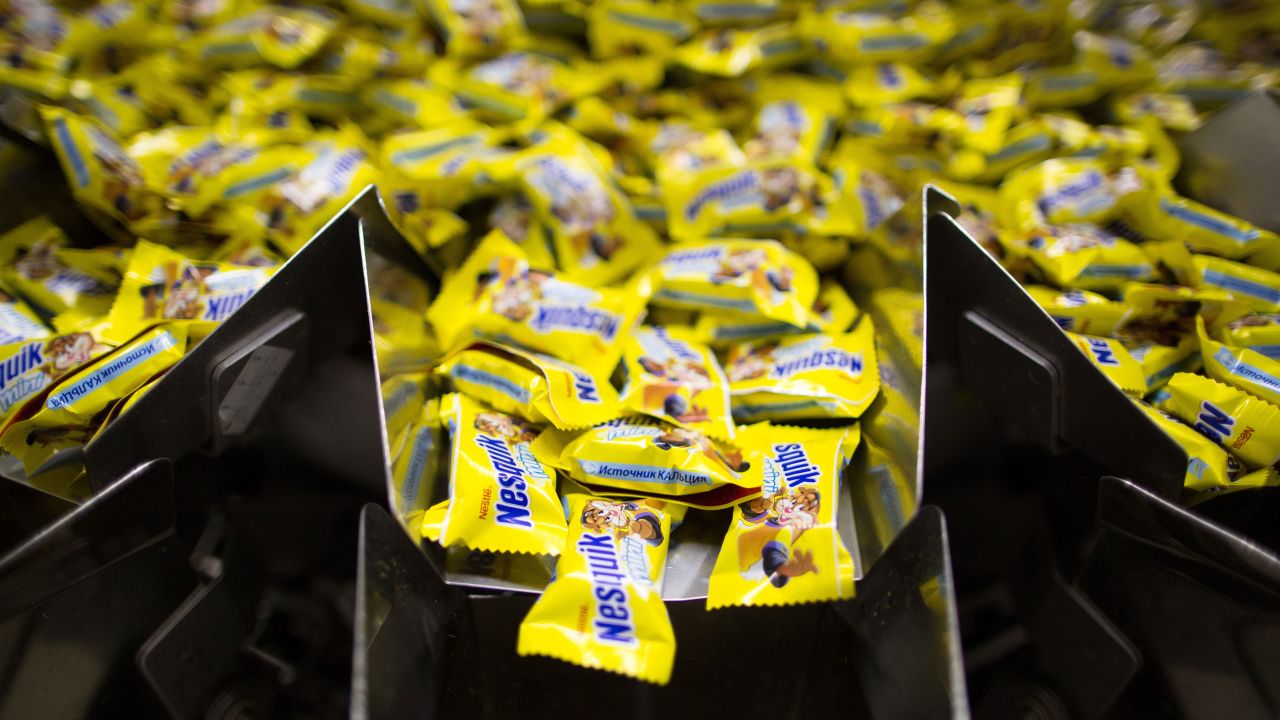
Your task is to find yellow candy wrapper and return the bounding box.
[831,161,907,239]
[558,415,755,497]
[1217,315,1280,361]
[1190,255,1280,314]
[999,158,1144,232]
[0,324,188,476]
[343,0,416,26]
[512,132,662,286]
[706,424,857,609]
[0,218,120,320]
[1066,331,1147,397]
[797,2,954,65]
[372,298,439,375]
[41,107,159,226]
[1025,285,1130,336]
[438,341,620,430]
[727,320,881,423]
[127,127,301,220]
[424,393,566,555]
[1127,335,1200,393]
[391,398,445,534]
[438,51,593,122]
[381,123,511,211]
[1158,372,1280,470]
[0,331,112,423]
[843,63,938,108]
[1006,224,1155,292]
[1112,93,1202,133]
[192,6,337,70]
[1197,316,1280,409]
[0,289,51,346]
[361,79,468,135]
[422,0,526,58]
[384,190,469,261]
[382,371,431,454]
[254,126,378,255]
[427,230,645,377]
[694,280,858,347]
[645,120,746,176]
[663,160,849,240]
[619,325,733,439]
[743,75,844,162]
[946,74,1023,154]
[1127,184,1280,263]
[518,494,686,685]
[673,23,808,79]
[1136,400,1242,493]
[103,240,274,345]
[649,239,818,329]
[692,0,780,25]
[586,1,695,59]
[1114,282,1250,346]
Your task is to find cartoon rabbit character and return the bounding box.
[580,499,664,546]
[474,410,538,444]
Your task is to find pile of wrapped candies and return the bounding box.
[1,0,1279,685]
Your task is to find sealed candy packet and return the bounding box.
[619,325,733,439]
[999,159,1144,232]
[1127,335,1200,393]
[380,123,511,211]
[707,424,857,609]
[1007,224,1155,292]
[437,51,593,123]
[1189,255,1280,314]
[391,398,444,534]
[372,298,440,375]
[1157,372,1280,470]
[662,160,850,240]
[586,1,695,59]
[103,240,274,344]
[1025,285,1130,337]
[427,230,646,377]
[518,493,686,684]
[649,239,818,329]
[421,393,566,556]
[797,2,954,66]
[0,290,51,345]
[382,371,431,456]
[693,280,858,347]
[556,415,756,497]
[1196,317,1280,409]
[1127,184,1280,264]
[421,0,526,58]
[643,120,745,176]
[0,330,112,423]
[0,218,120,320]
[0,324,189,477]
[41,106,158,226]
[191,6,338,70]
[726,319,880,423]
[249,125,379,255]
[1114,282,1250,346]
[673,23,808,79]
[512,132,662,286]
[1066,331,1147,397]
[1136,400,1242,493]
[1217,315,1280,360]
[742,75,844,163]
[437,341,620,431]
